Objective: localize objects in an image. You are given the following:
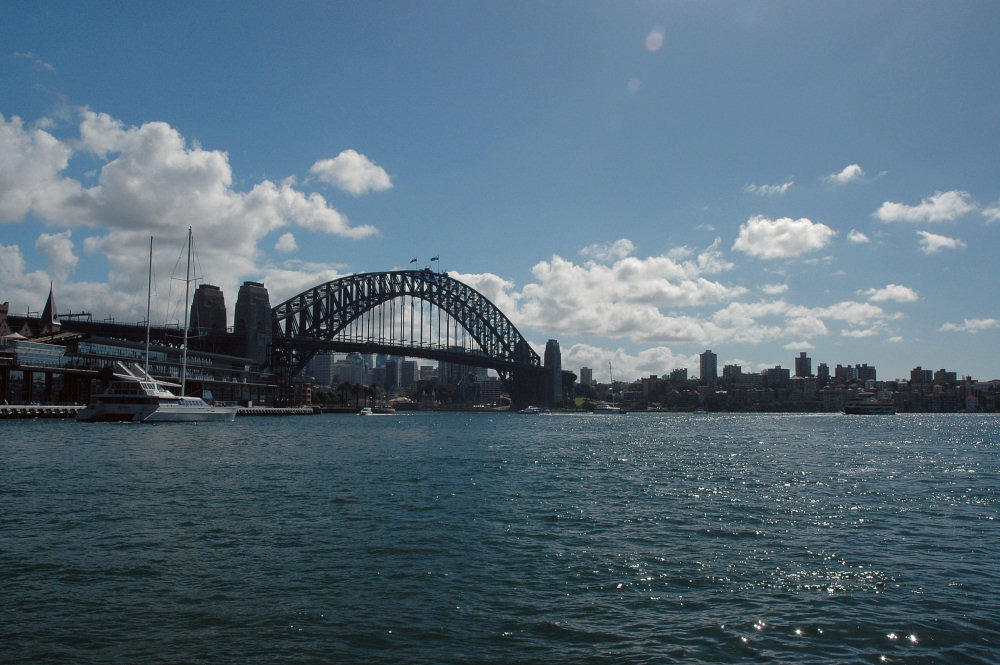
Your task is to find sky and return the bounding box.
[2,1,999,383]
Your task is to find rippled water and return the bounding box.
[2,413,999,663]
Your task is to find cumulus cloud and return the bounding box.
[939,318,999,334]
[561,343,695,383]
[732,215,836,259]
[875,190,977,223]
[309,149,392,195]
[0,109,381,321]
[275,232,298,253]
[858,284,918,303]
[824,164,864,185]
[744,181,794,196]
[452,240,747,345]
[35,230,78,282]
[847,229,871,244]
[0,113,77,221]
[917,230,966,255]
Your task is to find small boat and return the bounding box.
[593,403,622,414]
[844,398,896,415]
[518,405,541,414]
[76,362,237,422]
[359,407,374,416]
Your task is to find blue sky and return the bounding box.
[2,1,999,382]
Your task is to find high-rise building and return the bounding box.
[309,351,337,386]
[794,351,812,377]
[816,363,830,384]
[669,367,689,383]
[700,350,718,387]
[580,366,593,387]
[544,339,562,403]
[722,364,741,385]
[911,366,933,384]
[190,284,226,334]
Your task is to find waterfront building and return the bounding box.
[911,366,933,384]
[765,366,791,388]
[700,350,718,388]
[580,366,593,387]
[794,352,812,377]
[934,368,957,385]
[722,364,741,385]
[817,362,830,384]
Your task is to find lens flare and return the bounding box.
[645,28,664,52]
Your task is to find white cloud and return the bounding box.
[732,215,836,259]
[0,109,380,322]
[783,340,814,350]
[11,51,55,73]
[35,230,78,282]
[824,164,865,185]
[275,232,298,253]
[847,229,871,244]
[858,284,919,303]
[983,203,1000,223]
[744,181,794,196]
[888,336,904,343]
[940,318,1000,334]
[917,230,966,255]
[875,190,977,223]
[0,113,77,221]
[309,149,392,195]
[841,328,880,338]
[579,238,635,262]
[760,283,789,295]
[453,240,746,345]
[561,343,695,383]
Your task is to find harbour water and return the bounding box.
[2,413,998,663]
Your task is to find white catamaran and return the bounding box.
[77,230,238,423]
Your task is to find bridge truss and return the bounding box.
[270,270,543,393]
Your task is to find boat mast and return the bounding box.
[181,227,192,396]
[145,236,152,372]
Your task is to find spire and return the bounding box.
[40,282,60,335]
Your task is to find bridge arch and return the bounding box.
[270,270,541,384]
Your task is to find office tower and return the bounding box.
[700,349,718,387]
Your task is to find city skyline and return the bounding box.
[2,2,999,382]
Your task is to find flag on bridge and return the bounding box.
[431,255,439,261]
[410,257,418,263]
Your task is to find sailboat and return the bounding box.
[77,229,238,423]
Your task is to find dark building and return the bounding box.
[190,284,227,334]
[817,362,830,384]
[544,339,562,403]
[234,281,272,365]
[700,349,717,387]
[794,351,812,377]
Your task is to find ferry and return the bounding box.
[518,405,542,414]
[593,403,623,414]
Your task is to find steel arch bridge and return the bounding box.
[270,269,548,403]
